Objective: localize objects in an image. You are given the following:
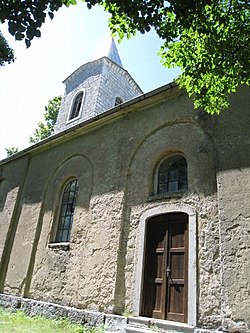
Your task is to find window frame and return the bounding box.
[53,178,79,243]
[153,154,188,196]
[114,96,123,107]
[67,90,85,123]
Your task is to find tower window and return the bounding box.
[114,97,123,106]
[156,155,188,194]
[55,179,79,242]
[68,91,84,121]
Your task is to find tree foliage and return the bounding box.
[158,1,250,113]
[29,96,62,144]
[1,1,64,47]
[5,147,18,157]
[0,0,249,114]
[0,31,14,66]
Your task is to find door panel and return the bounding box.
[141,213,188,323]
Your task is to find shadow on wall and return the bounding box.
[0,85,249,318]
[196,85,250,172]
[0,178,7,211]
[0,85,250,211]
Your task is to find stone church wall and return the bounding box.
[0,85,249,332]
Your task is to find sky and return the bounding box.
[0,2,180,160]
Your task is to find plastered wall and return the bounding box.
[0,85,249,332]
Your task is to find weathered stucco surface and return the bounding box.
[0,85,249,332]
[217,169,250,333]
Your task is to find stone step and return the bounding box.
[124,317,195,333]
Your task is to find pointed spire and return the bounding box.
[95,36,123,67]
[107,38,123,67]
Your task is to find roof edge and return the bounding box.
[0,82,178,165]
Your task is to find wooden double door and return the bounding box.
[141,213,188,323]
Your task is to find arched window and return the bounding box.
[68,91,84,121]
[156,155,188,194]
[55,179,79,242]
[114,97,123,106]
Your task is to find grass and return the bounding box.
[0,307,102,333]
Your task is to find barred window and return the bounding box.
[55,179,79,242]
[69,91,84,120]
[157,155,188,194]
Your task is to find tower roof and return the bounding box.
[94,37,123,67]
[107,38,123,67]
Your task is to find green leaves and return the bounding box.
[29,96,62,144]
[0,0,249,114]
[5,147,19,157]
[0,0,64,47]
[0,31,14,66]
[157,0,250,113]
[64,0,78,6]
[8,21,18,36]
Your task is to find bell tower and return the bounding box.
[54,39,143,134]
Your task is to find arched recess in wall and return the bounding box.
[113,121,215,316]
[126,121,216,205]
[23,154,93,297]
[42,154,93,242]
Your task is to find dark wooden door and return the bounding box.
[141,213,188,323]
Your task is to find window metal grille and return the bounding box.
[157,156,188,194]
[55,179,79,242]
[70,91,83,120]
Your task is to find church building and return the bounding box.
[0,39,249,333]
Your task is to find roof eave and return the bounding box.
[0,82,179,166]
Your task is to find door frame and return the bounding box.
[133,204,197,326]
